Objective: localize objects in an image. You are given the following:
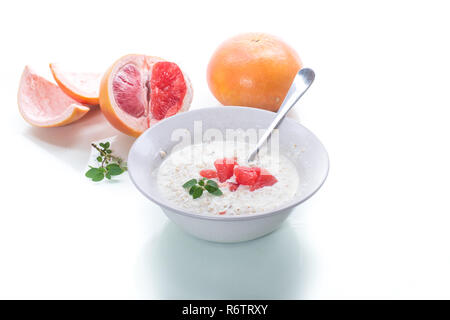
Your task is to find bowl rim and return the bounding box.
[128,106,329,221]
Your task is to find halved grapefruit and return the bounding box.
[50,63,101,105]
[99,54,193,137]
[18,66,90,127]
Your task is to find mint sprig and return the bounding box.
[85,143,127,182]
[182,178,223,199]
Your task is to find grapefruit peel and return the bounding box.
[50,63,102,105]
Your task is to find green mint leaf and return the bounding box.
[104,142,110,149]
[198,179,205,186]
[86,168,105,182]
[105,172,111,180]
[86,167,101,178]
[204,185,218,193]
[204,185,223,196]
[96,156,102,162]
[192,186,203,199]
[206,180,219,188]
[106,163,123,176]
[92,174,105,182]
[106,149,112,154]
[183,179,197,189]
[85,168,97,178]
[189,185,197,195]
[211,189,223,196]
[99,143,105,148]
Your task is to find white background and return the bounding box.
[0,0,449,299]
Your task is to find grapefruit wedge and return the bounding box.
[18,66,90,127]
[50,63,101,105]
[99,54,193,137]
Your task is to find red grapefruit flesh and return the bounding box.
[249,168,278,191]
[18,66,90,127]
[234,166,260,185]
[214,158,237,182]
[112,63,146,118]
[150,61,187,120]
[99,54,193,137]
[228,182,240,192]
[50,63,101,105]
[199,169,218,179]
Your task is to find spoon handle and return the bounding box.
[247,68,315,162]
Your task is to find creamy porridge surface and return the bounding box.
[156,140,299,216]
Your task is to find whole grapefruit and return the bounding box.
[207,33,302,112]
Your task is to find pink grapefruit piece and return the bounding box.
[249,168,278,191]
[99,54,193,137]
[214,158,237,182]
[199,169,218,179]
[18,66,90,127]
[50,63,102,105]
[234,166,260,185]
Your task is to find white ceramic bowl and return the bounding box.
[128,106,329,243]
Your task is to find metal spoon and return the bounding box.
[247,68,315,162]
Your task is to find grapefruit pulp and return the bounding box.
[234,166,260,185]
[99,54,193,137]
[250,168,278,191]
[18,66,90,127]
[199,169,218,179]
[214,158,237,182]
